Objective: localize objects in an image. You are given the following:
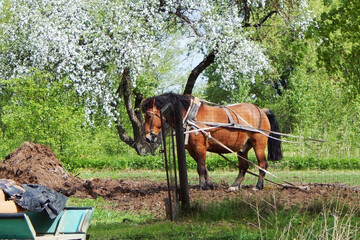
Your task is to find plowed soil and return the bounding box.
[1,142,359,218]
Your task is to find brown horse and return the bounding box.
[142,93,282,191]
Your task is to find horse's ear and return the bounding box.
[145,97,155,106]
[141,97,155,109]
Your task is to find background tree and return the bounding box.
[0,71,84,153]
[314,0,360,96]
[0,0,315,155]
[202,0,315,104]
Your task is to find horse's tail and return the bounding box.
[263,109,283,161]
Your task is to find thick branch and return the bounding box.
[175,7,202,37]
[113,69,137,149]
[134,90,143,122]
[183,51,215,95]
[242,10,278,28]
[114,68,156,155]
[243,0,251,27]
[116,124,135,146]
[121,68,142,132]
[254,11,278,28]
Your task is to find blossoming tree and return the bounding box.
[0,0,312,155]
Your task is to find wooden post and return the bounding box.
[173,100,190,209]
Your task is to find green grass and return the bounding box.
[67,197,156,225]
[69,169,360,239]
[78,169,169,182]
[59,151,360,173]
[66,196,271,239]
[67,185,360,239]
[77,169,360,187]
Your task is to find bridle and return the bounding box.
[145,106,165,138]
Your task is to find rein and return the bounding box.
[187,120,306,191]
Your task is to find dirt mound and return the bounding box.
[0,142,167,202]
[0,142,85,195]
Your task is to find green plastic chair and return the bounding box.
[0,207,94,240]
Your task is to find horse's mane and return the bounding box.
[141,93,192,113]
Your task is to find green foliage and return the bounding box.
[314,0,360,95]
[203,64,254,104]
[58,124,130,170]
[0,70,84,154]
[0,70,132,167]
[268,37,360,158]
[278,156,360,171]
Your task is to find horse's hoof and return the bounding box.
[229,186,240,191]
[252,187,260,191]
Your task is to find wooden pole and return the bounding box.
[173,100,190,209]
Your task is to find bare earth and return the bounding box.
[1,142,359,218]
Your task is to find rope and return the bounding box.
[186,97,325,144]
[218,153,305,190]
[187,120,302,190]
[185,120,301,144]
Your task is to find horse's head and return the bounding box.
[142,93,192,143]
[142,98,164,143]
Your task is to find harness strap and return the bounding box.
[222,107,234,125]
[186,120,301,189]
[183,97,201,145]
[255,106,263,129]
[183,97,201,125]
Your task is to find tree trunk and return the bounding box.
[117,50,216,154]
[183,51,215,95]
[115,68,159,155]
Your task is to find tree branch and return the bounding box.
[175,7,202,37]
[134,90,143,122]
[254,11,278,28]
[112,68,137,148]
[183,51,216,95]
[113,68,156,155]
[242,10,278,28]
[116,124,135,146]
[121,68,142,133]
[243,0,251,27]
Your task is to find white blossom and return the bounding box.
[0,0,313,121]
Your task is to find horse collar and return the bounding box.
[183,97,201,125]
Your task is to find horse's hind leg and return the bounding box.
[252,136,268,190]
[229,145,251,191]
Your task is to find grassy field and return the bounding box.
[67,169,360,239]
[78,169,360,186]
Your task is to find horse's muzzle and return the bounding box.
[145,133,157,143]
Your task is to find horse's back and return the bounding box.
[226,103,270,131]
[193,102,270,153]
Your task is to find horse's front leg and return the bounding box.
[187,137,213,190]
[197,162,213,190]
